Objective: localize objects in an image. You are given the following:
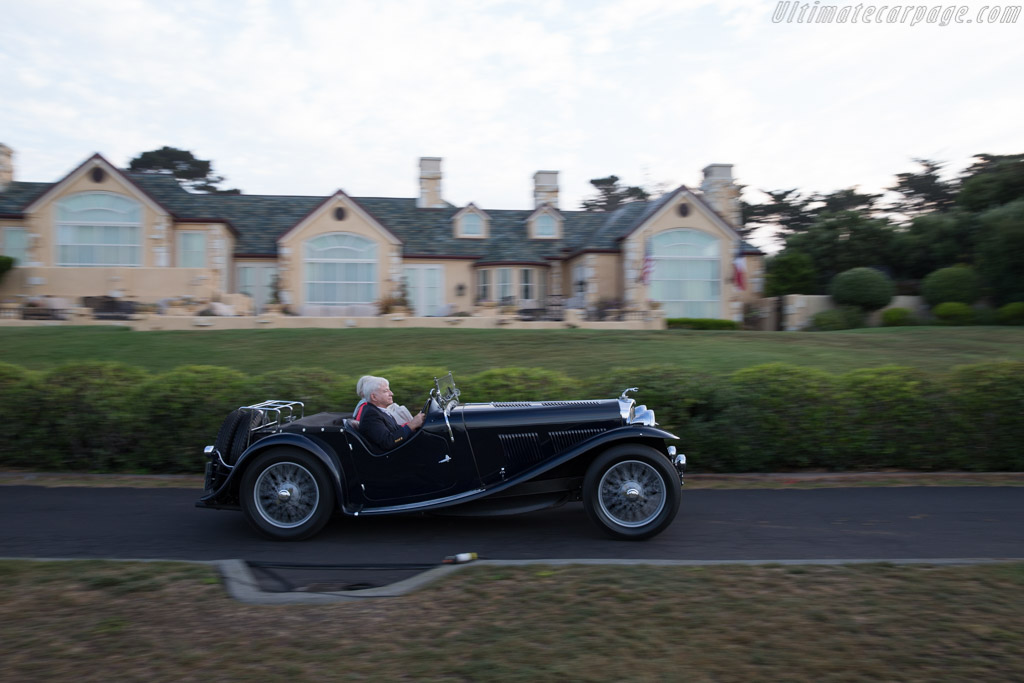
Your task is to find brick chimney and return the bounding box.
[700,163,742,228]
[533,170,559,208]
[0,144,12,191]
[417,157,445,208]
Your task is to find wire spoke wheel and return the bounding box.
[251,460,321,530]
[597,459,666,528]
[583,445,681,540]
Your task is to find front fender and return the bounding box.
[468,425,679,498]
[207,433,345,510]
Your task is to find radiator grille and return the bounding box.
[549,427,606,452]
[498,432,543,471]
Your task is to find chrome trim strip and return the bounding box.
[358,488,487,515]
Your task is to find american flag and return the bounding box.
[640,241,654,284]
[733,253,746,290]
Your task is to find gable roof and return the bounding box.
[1,159,762,259]
[22,154,171,218]
[0,181,50,218]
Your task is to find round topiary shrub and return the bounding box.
[932,302,976,325]
[995,302,1024,325]
[921,266,981,306]
[829,267,895,311]
[881,307,917,326]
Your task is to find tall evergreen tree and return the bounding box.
[580,175,650,212]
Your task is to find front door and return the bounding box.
[237,264,277,314]
[403,265,445,316]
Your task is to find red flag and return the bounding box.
[733,254,746,290]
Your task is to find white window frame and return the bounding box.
[572,263,587,295]
[304,232,378,305]
[520,268,534,301]
[460,212,484,238]
[177,231,207,268]
[55,192,143,267]
[2,227,28,265]
[477,269,490,302]
[496,267,513,304]
[533,213,558,239]
[649,228,721,319]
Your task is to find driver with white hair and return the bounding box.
[356,375,425,452]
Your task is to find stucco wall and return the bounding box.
[778,294,928,330]
[275,195,402,310]
[404,257,476,314]
[1,163,235,302]
[620,193,746,319]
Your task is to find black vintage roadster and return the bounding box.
[197,373,685,541]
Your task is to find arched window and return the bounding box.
[304,233,377,304]
[649,229,721,318]
[56,193,142,266]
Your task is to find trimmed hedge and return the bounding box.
[1,360,1021,474]
[666,318,739,330]
[933,302,976,326]
[811,306,865,331]
[709,364,839,471]
[881,307,918,327]
[996,302,1024,325]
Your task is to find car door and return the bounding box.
[347,419,477,505]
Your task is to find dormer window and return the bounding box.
[462,213,483,237]
[535,215,556,237]
[528,207,562,239]
[455,205,489,239]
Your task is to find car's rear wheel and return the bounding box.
[240,448,335,541]
[582,444,680,540]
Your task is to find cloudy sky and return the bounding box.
[2,0,1021,248]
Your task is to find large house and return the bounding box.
[0,144,763,320]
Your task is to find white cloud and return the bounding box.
[0,0,1021,223]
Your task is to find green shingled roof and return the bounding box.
[2,169,761,260]
[0,181,50,216]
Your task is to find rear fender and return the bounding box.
[223,433,345,509]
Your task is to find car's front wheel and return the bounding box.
[240,448,335,541]
[583,444,681,540]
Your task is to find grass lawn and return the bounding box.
[2,560,1022,681]
[0,325,1021,377]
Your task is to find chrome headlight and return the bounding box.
[632,405,656,426]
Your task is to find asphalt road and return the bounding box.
[2,485,1022,565]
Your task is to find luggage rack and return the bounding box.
[241,400,305,430]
